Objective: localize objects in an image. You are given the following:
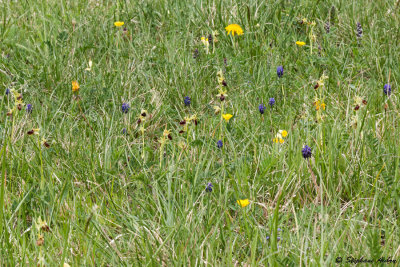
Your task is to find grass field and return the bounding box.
[1,0,400,265]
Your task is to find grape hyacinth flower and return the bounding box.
[259,103,266,114]
[184,96,191,106]
[269,98,275,107]
[205,183,213,192]
[277,66,284,78]
[384,84,392,96]
[26,104,32,114]
[356,22,363,39]
[5,88,10,95]
[217,140,223,148]
[302,145,312,159]
[122,128,127,134]
[121,103,129,113]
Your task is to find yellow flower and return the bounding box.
[225,24,244,36]
[280,130,288,138]
[201,36,209,46]
[279,138,284,144]
[222,113,233,122]
[114,21,124,27]
[213,105,221,114]
[72,80,80,92]
[237,199,250,208]
[296,41,306,46]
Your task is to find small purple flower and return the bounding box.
[121,103,129,113]
[259,103,266,114]
[5,88,10,95]
[206,183,213,192]
[302,145,312,159]
[122,128,127,134]
[269,98,275,107]
[184,96,191,106]
[26,104,32,113]
[277,66,284,78]
[384,84,392,96]
[217,140,223,148]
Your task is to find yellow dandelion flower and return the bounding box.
[72,80,80,92]
[280,130,288,138]
[296,41,306,46]
[279,138,284,144]
[114,21,124,27]
[222,113,233,122]
[273,138,278,143]
[237,199,250,208]
[225,24,244,36]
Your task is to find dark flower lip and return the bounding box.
[179,120,186,125]
[141,112,147,117]
[137,118,142,125]
[27,130,34,135]
[314,83,320,89]
[354,105,360,111]
[219,95,225,101]
[222,80,227,87]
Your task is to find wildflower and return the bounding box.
[269,98,275,107]
[356,22,362,39]
[300,18,308,24]
[184,96,191,106]
[222,113,233,122]
[314,100,326,110]
[5,88,10,95]
[121,103,130,113]
[193,48,199,59]
[206,183,213,192]
[36,217,49,232]
[296,41,306,46]
[217,140,223,148]
[277,66,284,78]
[85,60,93,71]
[36,233,44,246]
[122,128,127,134]
[259,103,266,114]
[208,33,213,46]
[384,84,392,96]
[325,21,330,33]
[216,89,227,101]
[225,24,244,36]
[302,145,312,159]
[72,80,80,92]
[237,199,250,208]
[114,21,124,27]
[163,129,172,140]
[27,128,40,135]
[273,130,287,144]
[26,104,32,113]
[213,105,221,114]
[201,37,210,54]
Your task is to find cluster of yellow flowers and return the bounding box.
[273,130,288,144]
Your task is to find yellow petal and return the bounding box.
[237,199,250,208]
[296,41,306,46]
[281,130,288,137]
[222,113,233,122]
[114,21,124,27]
